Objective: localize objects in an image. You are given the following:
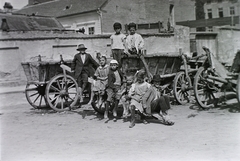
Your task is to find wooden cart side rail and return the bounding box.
[125,52,180,58]
[21,59,73,65]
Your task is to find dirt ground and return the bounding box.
[0,92,240,161]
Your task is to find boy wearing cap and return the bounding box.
[142,74,174,126]
[110,22,126,69]
[71,44,99,103]
[105,59,125,120]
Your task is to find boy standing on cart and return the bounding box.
[125,22,144,55]
[110,22,126,69]
[71,44,99,104]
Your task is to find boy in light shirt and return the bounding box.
[110,22,126,69]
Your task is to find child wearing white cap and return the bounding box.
[105,59,125,120]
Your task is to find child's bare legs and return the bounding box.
[121,97,130,118]
[104,101,110,119]
[113,99,119,121]
[129,105,136,128]
[87,84,94,105]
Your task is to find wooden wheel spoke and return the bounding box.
[33,94,40,103]
[67,83,76,90]
[39,95,43,107]
[67,96,74,101]
[26,87,38,91]
[53,97,59,108]
[68,92,77,95]
[176,86,181,90]
[60,98,64,109]
[180,75,184,83]
[50,95,59,103]
[56,80,62,90]
[61,78,65,89]
[48,92,60,95]
[29,92,39,97]
[50,85,60,92]
[197,83,206,87]
[177,81,182,87]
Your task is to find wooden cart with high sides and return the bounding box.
[21,55,79,112]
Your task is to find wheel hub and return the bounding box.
[59,89,68,97]
[181,83,189,92]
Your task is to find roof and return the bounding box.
[0,12,64,31]
[15,0,108,18]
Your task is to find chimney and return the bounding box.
[3,2,13,13]
[1,18,10,32]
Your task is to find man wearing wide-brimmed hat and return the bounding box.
[142,74,174,126]
[71,44,99,103]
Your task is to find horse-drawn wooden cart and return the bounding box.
[193,47,240,109]
[173,51,206,105]
[21,56,79,112]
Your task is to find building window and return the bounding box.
[88,27,95,35]
[218,8,223,17]
[230,6,235,15]
[208,26,213,32]
[208,9,212,19]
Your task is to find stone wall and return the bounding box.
[217,28,240,66]
[0,25,189,86]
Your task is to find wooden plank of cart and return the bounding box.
[21,56,79,112]
[122,52,182,95]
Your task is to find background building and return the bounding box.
[176,0,240,32]
[15,0,174,34]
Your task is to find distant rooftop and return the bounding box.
[15,0,108,18]
[0,12,64,31]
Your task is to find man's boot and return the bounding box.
[129,106,136,128]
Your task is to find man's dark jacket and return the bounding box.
[71,53,99,78]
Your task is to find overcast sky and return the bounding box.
[1,0,28,9]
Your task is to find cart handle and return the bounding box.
[60,64,72,73]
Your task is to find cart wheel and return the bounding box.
[173,71,192,105]
[25,82,48,109]
[91,93,106,115]
[194,67,220,109]
[45,74,79,112]
[237,73,240,103]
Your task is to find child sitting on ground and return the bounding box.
[128,70,151,128]
[105,59,125,120]
[119,75,135,119]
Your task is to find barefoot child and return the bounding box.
[128,70,151,128]
[110,22,126,69]
[120,75,134,118]
[92,56,109,105]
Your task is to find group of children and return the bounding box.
[71,22,174,128]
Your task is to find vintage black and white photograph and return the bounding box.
[0,0,240,160]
